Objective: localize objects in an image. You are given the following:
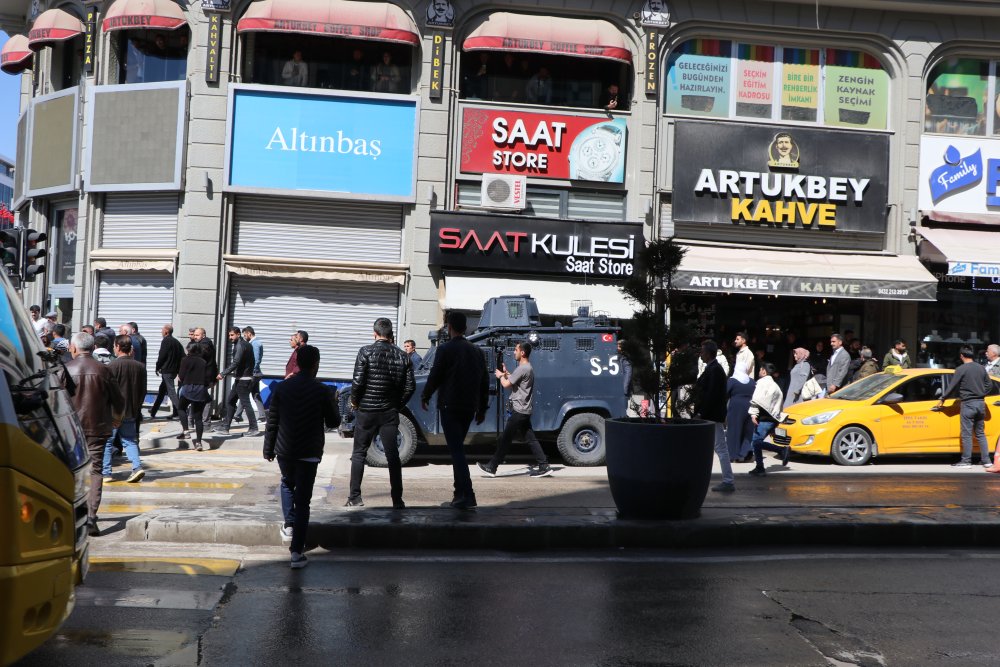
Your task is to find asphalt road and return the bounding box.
[17,548,1000,666]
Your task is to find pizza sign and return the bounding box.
[460,108,627,183]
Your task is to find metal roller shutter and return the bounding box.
[228,277,400,380]
[102,193,179,248]
[96,271,175,392]
[234,196,402,264]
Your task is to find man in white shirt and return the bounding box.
[29,305,47,339]
[281,51,308,87]
[733,332,753,377]
[985,344,1000,377]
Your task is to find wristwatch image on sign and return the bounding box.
[569,118,627,182]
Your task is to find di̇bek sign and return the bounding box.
[460,107,628,183]
[671,120,889,234]
[917,135,1000,216]
[429,211,641,278]
[225,85,418,202]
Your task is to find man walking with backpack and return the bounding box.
[346,318,415,508]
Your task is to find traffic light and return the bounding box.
[1,228,21,278]
[22,230,46,283]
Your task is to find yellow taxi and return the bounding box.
[773,368,1000,465]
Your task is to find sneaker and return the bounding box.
[392,500,406,510]
[126,468,145,483]
[211,426,230,435]
[290,552,308,569]
[952,461,973,468]
[982,460,994,468]
[280,525,293,543]
[244,428,261,437]
[448,493,477,509]
[194,440,204,451]
[528,465,553,478]
[87,517,100,537]
[748,467,766,476]
[781,446,790,466]
[233,415,244,423]
[477,462,496,477]
[344,498,365,508]
[102,475,114,483]
[711,482,736,493]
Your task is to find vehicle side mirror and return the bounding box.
[880,392,904,404]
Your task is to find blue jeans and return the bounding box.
[103,418,141,476]
[440,408,475,497]
[713,422,733,485]
[277,456,319,555]
[750,421,782,467]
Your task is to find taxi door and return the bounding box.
[872,374,953,452]
[984,378,1000,453]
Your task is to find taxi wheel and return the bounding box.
[830,426,873,466]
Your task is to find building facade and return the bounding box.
[2,0,998,383]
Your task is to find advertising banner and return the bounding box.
[673,269,937,301]
[227,86,418,201]
[823,50,889,130]
[459,107,627,183]
[671,120,889,235]
[429,211,641,279]
[665,40,731,118]
[918,134,1000,216]
[735,44,774,112]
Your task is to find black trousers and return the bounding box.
[349,408,402,503]
[223,379,257,430]
[150,372,179,416]
[489,411,547,468]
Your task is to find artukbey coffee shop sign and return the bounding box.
[918,135,1000,220]
[429,211,640,278]
[671,120,890,240]
[460,107,628,183]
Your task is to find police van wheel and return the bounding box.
[830,426,873,466]
[366,414,418,467]
[557,413,606,466]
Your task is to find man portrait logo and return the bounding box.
[767,132,800,169]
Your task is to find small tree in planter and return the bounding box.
[606,239,717,519]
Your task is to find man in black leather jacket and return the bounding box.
[214,327,259,436]
[346,317,415,508]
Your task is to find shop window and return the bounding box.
[457,182,625,221]
[459,51,631,111]
[242,34,412,93]
[115,29,189,84]
[48,39,83,91]
[925,58,995,136]
[665,40,889,130]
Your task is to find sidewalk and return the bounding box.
[112,416,1000,550]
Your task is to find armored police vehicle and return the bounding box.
[340,294,625,467]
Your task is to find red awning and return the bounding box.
[28,8,85,49]
[1,35,33,74]
[103,0,189,33]
[464,13,632,63]
[237,0,420,46]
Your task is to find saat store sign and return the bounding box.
[460,108,628,183]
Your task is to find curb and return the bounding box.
[124,505,1000,550]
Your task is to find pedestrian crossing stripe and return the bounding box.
[102,480,244,490]
[101,491,234,502]
[101,504,158,514]
[89,557,241,576]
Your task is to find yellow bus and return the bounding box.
[0,272,90,666]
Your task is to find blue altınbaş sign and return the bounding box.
[228,88,417,200]
[929,145,982,204]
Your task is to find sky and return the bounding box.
[0,33,22,160]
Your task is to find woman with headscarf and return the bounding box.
[748,362,791,475]
[784,348,812,409]
[725,360,756,462]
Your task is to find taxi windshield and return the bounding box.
[829,373,900,401]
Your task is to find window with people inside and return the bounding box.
[665,39,889,130]
[242,34,412,93]
[924,58,1000,136]
[116,29,189,83]
[459,51,631,111]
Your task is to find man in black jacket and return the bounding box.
[263,345,340,568]
[421,312,489,509]
[214,327,259,436]
[193,327,218,426]
[693,340,735,493]
[347,317,415,508]
[150,324,184,419]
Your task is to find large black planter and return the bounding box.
[605,418,716,520]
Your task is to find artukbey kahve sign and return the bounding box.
[671,120,889,234]
[918,135,1000,217]
[460,107,627,183]
[429,211,640,278]
[673,271,937,301]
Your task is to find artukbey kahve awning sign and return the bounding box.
[429,211,640,278]
[671,120,889,234]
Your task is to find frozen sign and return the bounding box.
[918,135,1000,214]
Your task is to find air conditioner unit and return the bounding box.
[481,175,527,210]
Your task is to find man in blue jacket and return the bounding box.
[263,345,340,568]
